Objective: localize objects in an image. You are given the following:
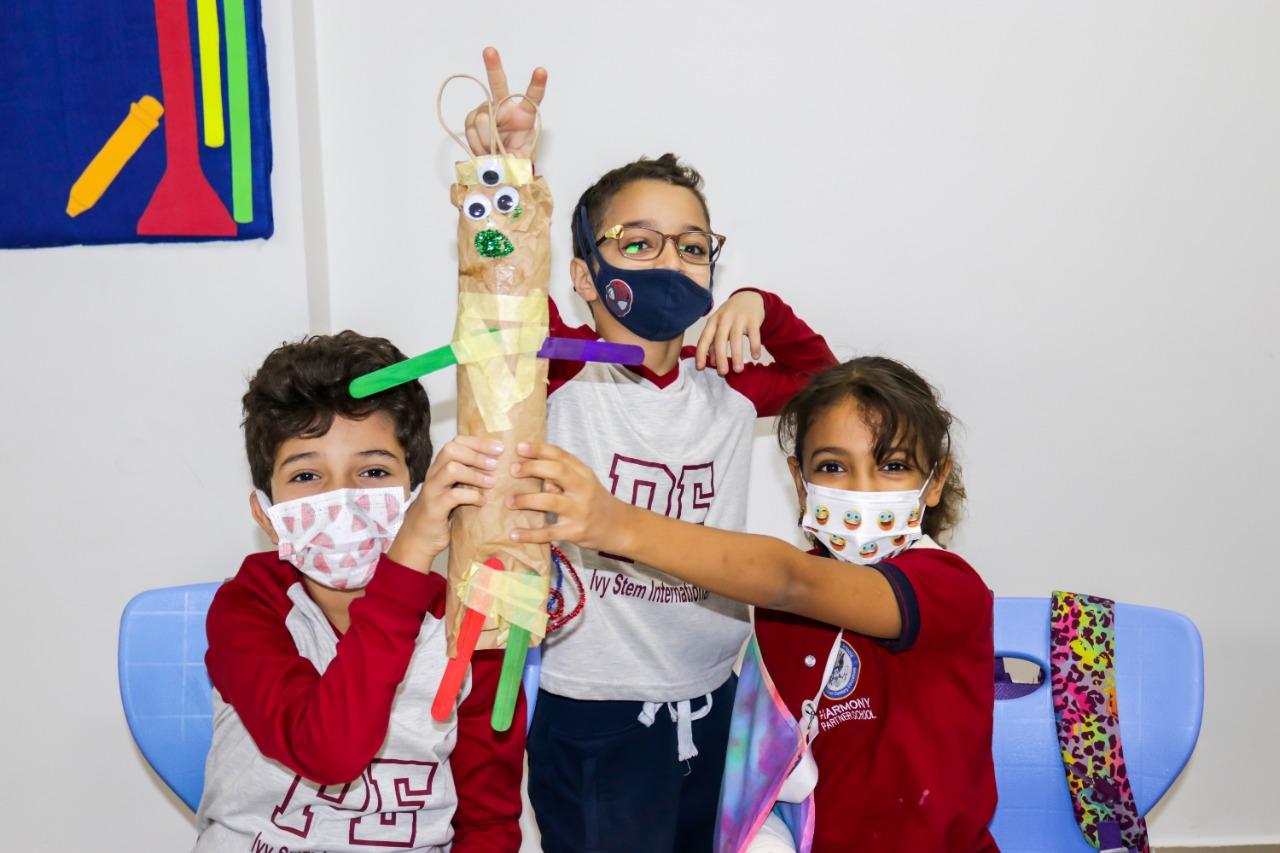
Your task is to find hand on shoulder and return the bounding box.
[695,289,766,374]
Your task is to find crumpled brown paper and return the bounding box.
[445,166,553,655]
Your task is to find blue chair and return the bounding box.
[122,585,1202,839]
[118,582,221,812]
[119,581,542,812]
[990,597,1204,852]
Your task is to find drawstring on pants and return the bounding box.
[638,693,714,761]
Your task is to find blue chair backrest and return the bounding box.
[119,581,542,813]
[122,585,1201,836]
[118,582,220,812]
[989,597,1203,852]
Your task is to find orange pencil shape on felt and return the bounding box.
[432,557,506,722]
[66,96,164,217]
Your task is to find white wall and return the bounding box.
[309,1,1279,847]
[0,3,311,850]
[3,1,1276,849]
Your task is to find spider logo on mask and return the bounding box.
[605,278,634,317]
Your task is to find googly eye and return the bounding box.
[476,157,505,187]
[493,186,520,215]
[463,193,492,221]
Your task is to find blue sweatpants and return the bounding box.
[527,675,738,853]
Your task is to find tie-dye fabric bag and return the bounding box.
[714,634,815,853]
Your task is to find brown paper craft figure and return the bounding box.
[350,75,641,730]
[442,79,553,732]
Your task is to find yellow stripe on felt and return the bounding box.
[196,0,225,148]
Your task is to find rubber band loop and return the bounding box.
[435,74,544,163]
[490,93,542,161]
[436,73,496,158]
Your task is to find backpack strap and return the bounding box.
[1049,591,1151,853]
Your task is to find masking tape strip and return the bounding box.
[458,290,548,325]
[455,156,535,188]
[463,348,542,432]
[464,362,513,432]
[455,327,544,431]
[457,560,498,616]
[455,290,548,432]
[457,562,549,641]
[451,325,546,364]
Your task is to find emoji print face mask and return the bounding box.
[801,474,932,565]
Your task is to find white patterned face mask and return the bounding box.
[801,472,933,565]
[256,486,415,589]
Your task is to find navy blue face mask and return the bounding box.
[575,205,714,342]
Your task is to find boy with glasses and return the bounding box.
[465,48,836,852]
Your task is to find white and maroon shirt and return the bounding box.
[540,289,836,702]
[194,553,523,852]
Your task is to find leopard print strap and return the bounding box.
[1050,591,1151,853]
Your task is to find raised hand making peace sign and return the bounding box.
[463,47,548,160]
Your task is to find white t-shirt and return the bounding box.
[540,290,835,702]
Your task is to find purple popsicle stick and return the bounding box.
[537,337,644,365]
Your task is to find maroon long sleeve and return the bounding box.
[204,552,524,848]
[721,288,838,416]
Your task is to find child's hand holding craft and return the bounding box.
[506,443,630,555]
[388,435,501,572]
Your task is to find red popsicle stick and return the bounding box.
[136,0,236,236]
[432,557,505,721]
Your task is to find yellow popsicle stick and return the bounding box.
[196,0,225,148]
[67,96,164,218]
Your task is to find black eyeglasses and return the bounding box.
[594,224,726,265]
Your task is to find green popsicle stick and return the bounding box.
[223,0,253,222]
[349,329,511,399]
[492,627,531,732]
[349,343,458,398]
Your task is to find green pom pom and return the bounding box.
[475,229,515,258]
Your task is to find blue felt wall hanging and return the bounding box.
[0,0,274,248]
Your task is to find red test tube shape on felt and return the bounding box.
[136,0,236,236]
